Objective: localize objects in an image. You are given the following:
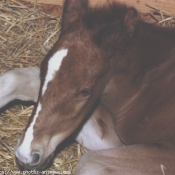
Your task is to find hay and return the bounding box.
[0,0,175,174]
[143,4,175,27]
[0,0,61,74]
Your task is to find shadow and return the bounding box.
[0,100,36,113]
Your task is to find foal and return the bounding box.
[1,0,175,174]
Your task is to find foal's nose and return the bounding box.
[30,152,41,165]
[16,149,42,167]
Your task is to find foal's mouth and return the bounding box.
[16,152,54,171]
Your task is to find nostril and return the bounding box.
[31,152,41,165]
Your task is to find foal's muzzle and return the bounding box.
[16,152,54,171]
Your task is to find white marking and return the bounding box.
[161,165,166,175]
[15,49,68,163]
[42,49,68,95]
[16,103,42,163]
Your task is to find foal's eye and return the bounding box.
[81,89,91,96]
[76,88,92,97]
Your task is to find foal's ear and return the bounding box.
[61,0,88,32]
[124,8,138,36]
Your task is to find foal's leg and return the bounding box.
[0,67,40,108]
[76,143,175,175]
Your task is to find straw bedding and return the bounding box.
[0,0,175,174]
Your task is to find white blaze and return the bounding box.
[16,103,42,163]
[16,49,68,163]
[42,49,68,95]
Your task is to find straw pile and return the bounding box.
[0,0,175,174]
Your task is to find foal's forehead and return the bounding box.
[42,48,68,95]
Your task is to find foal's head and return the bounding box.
[15,0,138,170]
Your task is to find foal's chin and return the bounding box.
[16,152,54,171]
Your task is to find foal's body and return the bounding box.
[1,0,175,174]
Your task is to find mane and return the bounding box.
[81,2,175,55]
[83,2,129,30]
[80,2,138,55]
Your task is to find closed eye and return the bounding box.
[76,88,92,98]
[81,89,91,96]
